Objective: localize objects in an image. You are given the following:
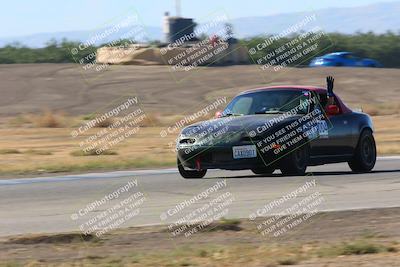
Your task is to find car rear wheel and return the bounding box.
[280,144,309,176]
[251,167,275,176]
[348,129,376,173]
[177,158,207,179]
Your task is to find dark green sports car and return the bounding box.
[176,82,376,178]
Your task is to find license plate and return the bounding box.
[233,145,257,159]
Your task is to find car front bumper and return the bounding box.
[177,145,279,170]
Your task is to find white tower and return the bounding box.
[163,12,170,43]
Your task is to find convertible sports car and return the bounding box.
[176,77,376,178]
[309,52,381,67]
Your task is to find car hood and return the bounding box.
[180,114,299,144]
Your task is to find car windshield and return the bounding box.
[223,89,311,116]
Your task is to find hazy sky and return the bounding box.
[2,0,395,37]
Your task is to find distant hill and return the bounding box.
[0,27,162,48]
[232,1,400,38]
[1,1,399,47]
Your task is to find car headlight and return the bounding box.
[179,137,196,145]
[176,133,197,149]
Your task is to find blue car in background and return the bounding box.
[309,52,381,67]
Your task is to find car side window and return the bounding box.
[315,93,327,111]
[298,94,311,114]
[343,54,356,60]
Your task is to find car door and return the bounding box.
[322,112,355,155]
[309,94,354,158]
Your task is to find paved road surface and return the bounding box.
[0,157,399,237]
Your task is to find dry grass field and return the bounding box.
[373,115,400,155]
[0,126,176,175]
[0,64,399,116]
[0,64,398,175]
[0,115,398,176]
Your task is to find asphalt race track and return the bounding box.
[0,156,399,237]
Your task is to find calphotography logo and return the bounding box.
[69,8,148,82]
[160,97,227,138]
[70,179,146,238]
[249,178,325,238]
[245,92,333,168]
[160,9,246,82]
[247,13,334,80]
[70,96,149,156]
[159,179,235,239]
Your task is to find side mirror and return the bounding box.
[327,105,340,116]
[215,111,223,118]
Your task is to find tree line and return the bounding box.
[1,32,400,67]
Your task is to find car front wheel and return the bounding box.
[279,144,309,176]
[348,129,376,173]
[177,158,207,179]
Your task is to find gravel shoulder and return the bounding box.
[1,207,399,266]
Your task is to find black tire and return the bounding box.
[251,167,275,175]
[177,158,207,179]
[348,129,376,173]
[280,144,309,176]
